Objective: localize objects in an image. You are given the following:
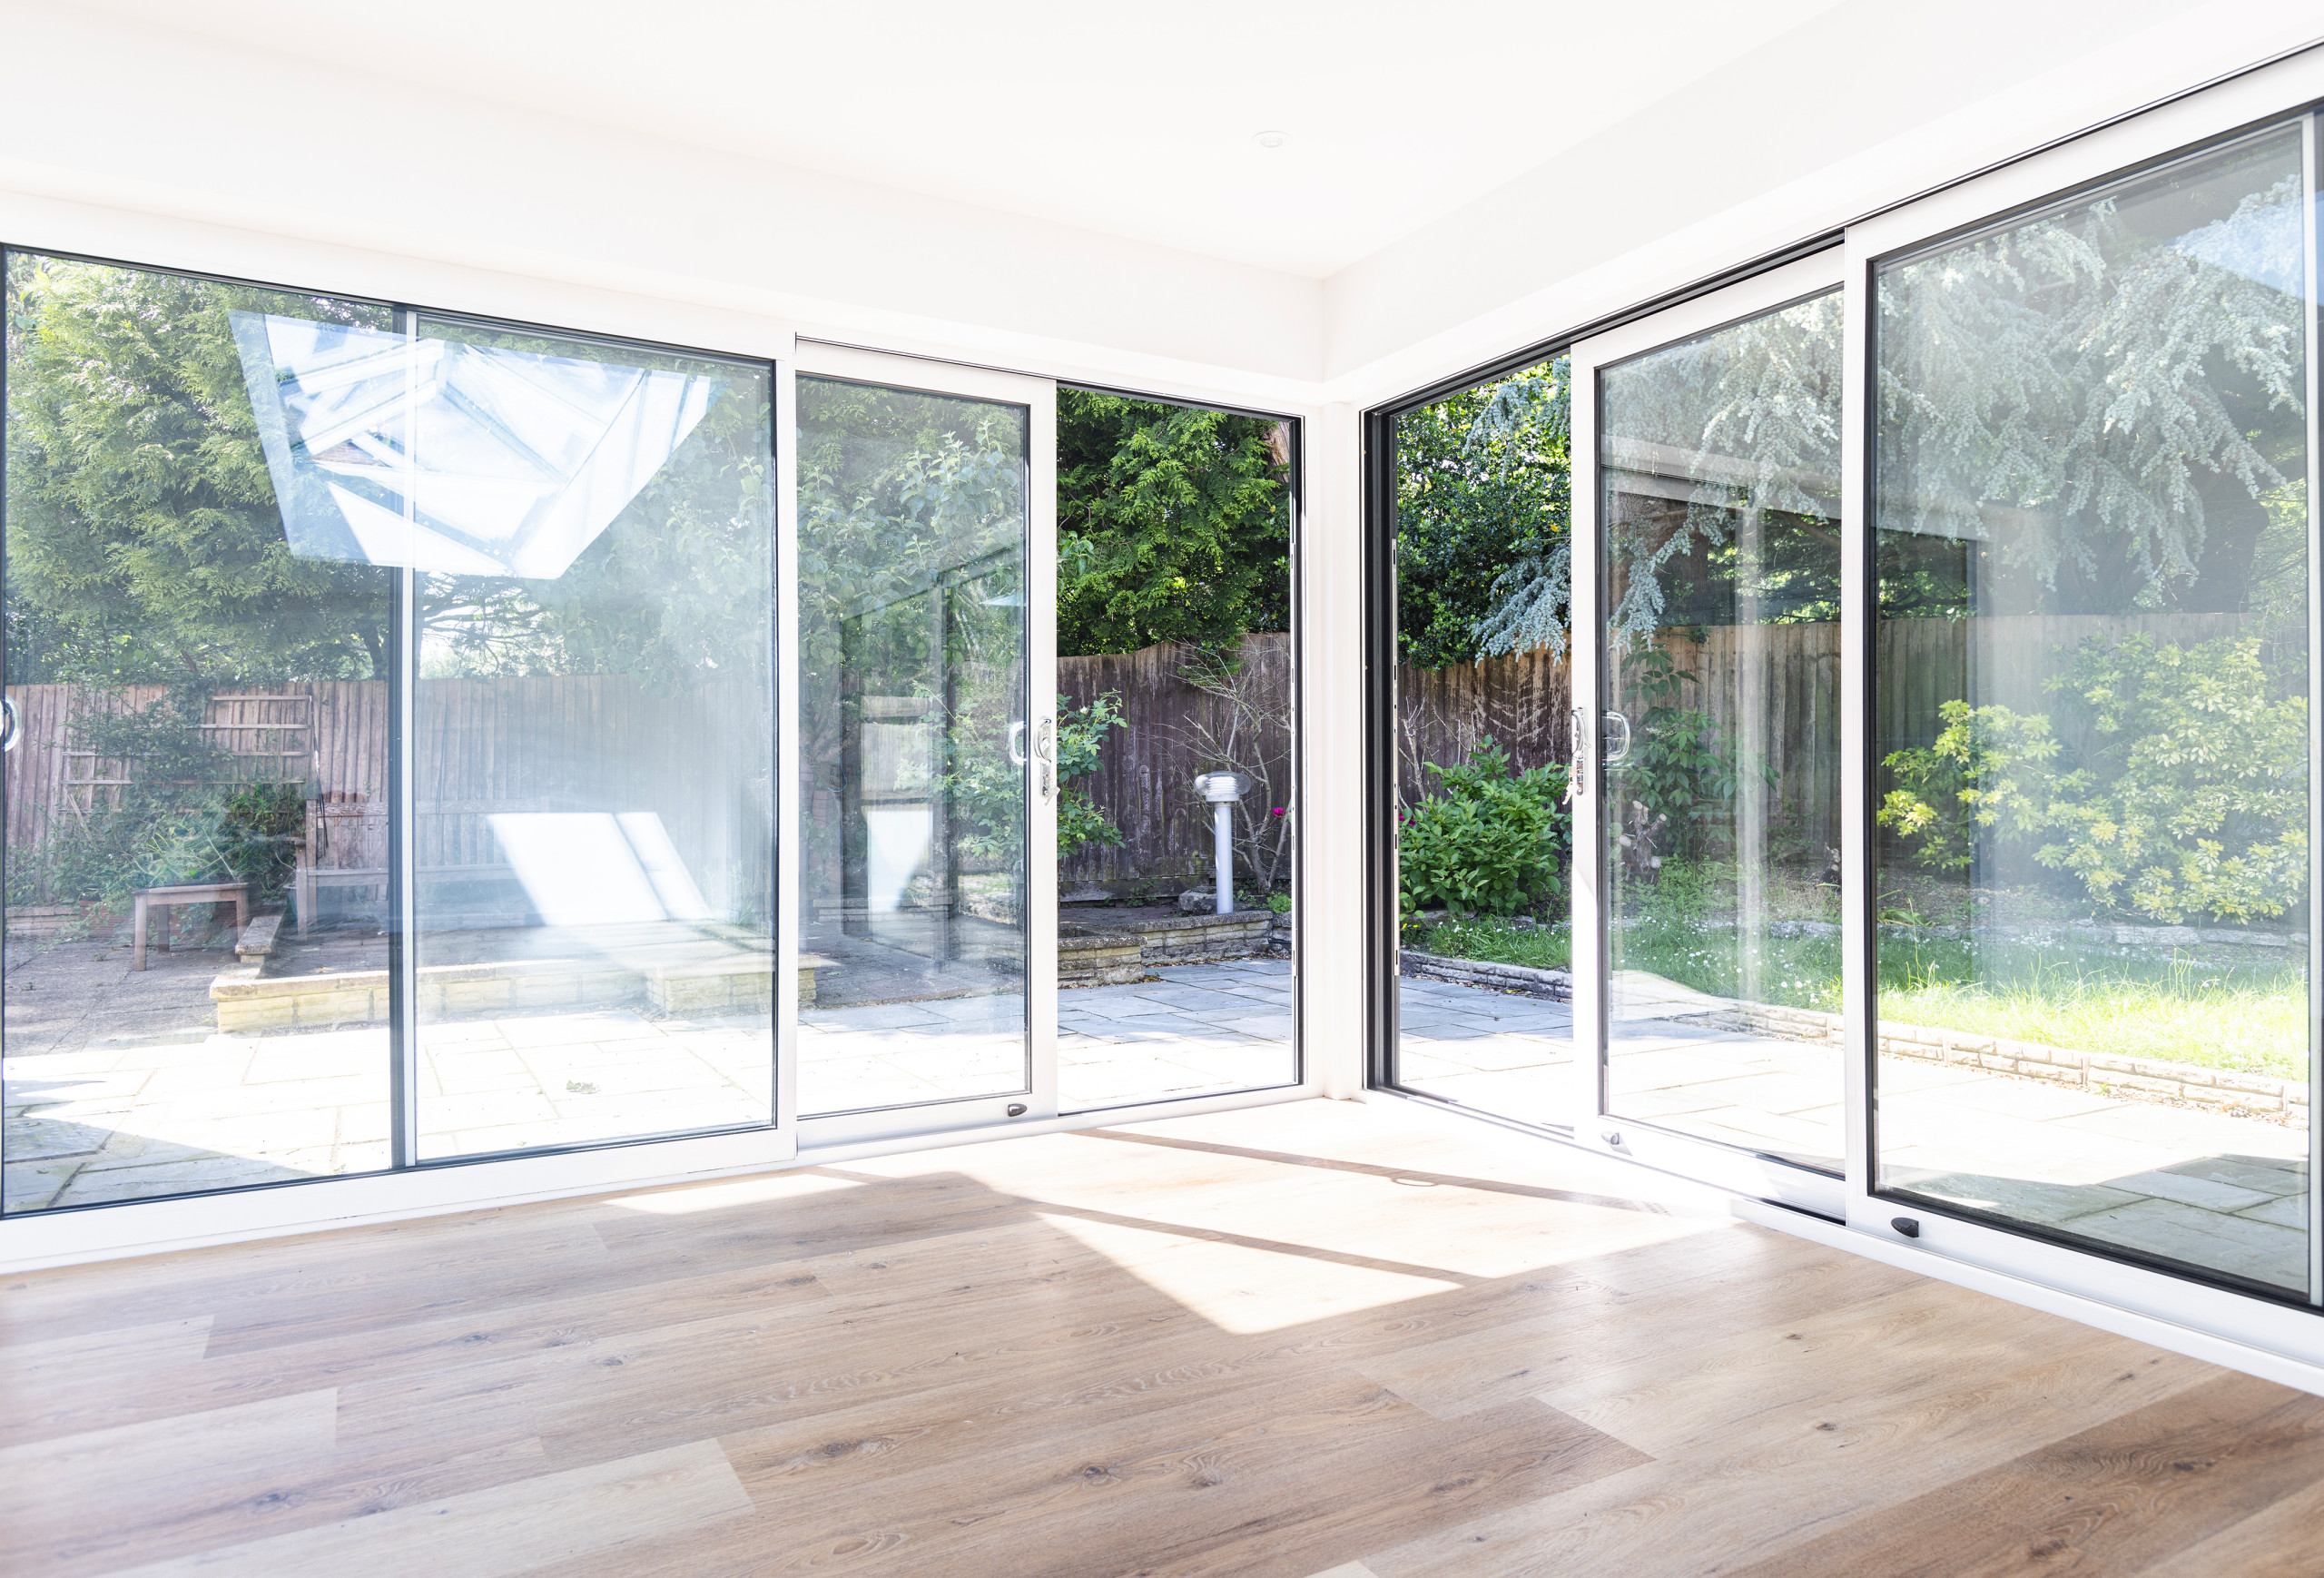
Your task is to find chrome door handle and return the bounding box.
[1034,715,1056,802]
[1,696,18,754]
[1008,720,1029,768]
[1601,710,1633,766]
[1569,707,1587,797]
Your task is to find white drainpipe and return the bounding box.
[1195,772,1242,915]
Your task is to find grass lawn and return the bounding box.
[1876,938,2307,1080]
[1414,916,1571,971]
[1415,913,2308,1080]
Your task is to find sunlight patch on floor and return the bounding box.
[1034,1208,1464,1334]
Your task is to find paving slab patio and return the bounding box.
[4,946,1298,1209]
[798,959,1297,1116]
[1396,964,2314,1292]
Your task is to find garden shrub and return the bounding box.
[1398,737,1570,916]
[2043,635,2307,923]
[945,690,1127,865]
[1876,700,2062,874]
[1877,634,2307,923]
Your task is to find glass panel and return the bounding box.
[797,377,1031,1117]
[1051,391,1297,1111]
[399,320,776,1159]
[1600,292,1845,1172]
[1874,127,2313,1295]
[1389,358,1578,1127]
[3,254,395,1210]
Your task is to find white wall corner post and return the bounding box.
[1302,402,1367,1100]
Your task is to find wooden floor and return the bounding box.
[5,1098,2324,1578]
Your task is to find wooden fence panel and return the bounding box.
[1058,634,1294,890]
[3,610,2265,895]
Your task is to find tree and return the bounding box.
[5,254,778,695]
[5,255,395,685]
[1876,142,2308,619]
[1055,390,1288,656]
[1393,359,1570,668]
[1403,133,2309,665]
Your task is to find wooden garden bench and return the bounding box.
[132,881,250,971]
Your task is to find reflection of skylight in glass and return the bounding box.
[230,313,721,577]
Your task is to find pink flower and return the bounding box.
[1270,806,1285,816]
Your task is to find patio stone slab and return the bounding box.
[2061,1196,2307,1291]
[2239,1192,2310,1229]
[2107,1168,2276,1214]
[1889,1171,2149,1228]
[2162,1156,2309,1196]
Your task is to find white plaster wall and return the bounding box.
[1323,0,2324,405]
[4,0,2322,1250]
[7,3,2318,411]
[0,6,1326,407]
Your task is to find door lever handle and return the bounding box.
[1008,720,1029,768]
[1601,710,1633,766]
[1569,707,1587,797]
[1033,715,1056,802]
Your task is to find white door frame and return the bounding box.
[788,342,1060,1149]
[1822,83,2324,1366]
[1567,251,1850,1219]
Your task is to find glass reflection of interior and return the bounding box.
[1600,293,1845,1173]
[2,254,396,1210]
[797,378,1031,1118]
[397,321,777,1159]
[1874,128,2313,1296]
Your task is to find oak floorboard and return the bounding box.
[101,1438,753,1578]
[1535,1273,2120,1454]
[2128,1471,2324,1577]
[0,1390,339,1577]
[5,1098,2314,1578]
[716,1373,1640,1578]
[1718,1370,2324,1578]
[0,1315,213,1388]
[0,1262,827,1451]
[1350,1241,1917,1419]
[1357,1341,2215,1578]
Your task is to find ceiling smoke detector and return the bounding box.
[1252,130,1290,150]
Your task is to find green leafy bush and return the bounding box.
[1398,738,1570,916]
[2043,636,2306,922]
[943,690,1127,865]
[1876,700,2061,873]
[1877,635,2307,923]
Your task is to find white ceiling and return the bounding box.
[79,0,1850,278]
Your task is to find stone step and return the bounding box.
[235,912,282,963]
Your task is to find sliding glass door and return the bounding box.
[793,347,1059,1141]
[1867,122,2316,1299]
[2,255,1297,1218]
[2,258,783,1211]
[394,320,779,1160]
[1380,93,2324,1356]
[1569,258,1849,1215]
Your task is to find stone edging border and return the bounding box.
[1399,951,1572,1001]
[1686,1000,2308,1124]
[1397,949,2301,1124]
